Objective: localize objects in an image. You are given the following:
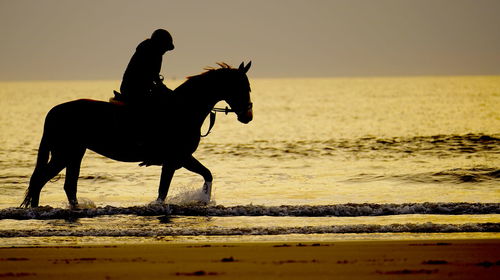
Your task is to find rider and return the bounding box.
[118,29,175,103]
[117,29,175,166]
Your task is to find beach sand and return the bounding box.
[1,239,498,279]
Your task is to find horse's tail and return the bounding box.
[21,133,51,208]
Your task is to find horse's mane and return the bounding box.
[186,62,234,80]
[172,63,234,93]
[172,62,245,102]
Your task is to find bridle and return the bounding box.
[201,102,253,137]
[212,102,253,115]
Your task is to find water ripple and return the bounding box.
[0,222,498,237]
[203,133,500,159]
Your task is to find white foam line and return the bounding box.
[0,202,498,220]
[0,222,498,237]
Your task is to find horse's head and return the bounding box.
[181,62,253,124]
[218,62,253,124]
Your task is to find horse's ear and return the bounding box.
[243,61,252,73]
[239,61,251,73]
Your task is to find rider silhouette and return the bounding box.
[117,29,175,165]
[119,29,175,103]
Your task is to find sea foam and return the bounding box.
[0,202,498,220]
[0,222,498,237]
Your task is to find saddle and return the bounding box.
[109,91,127,106]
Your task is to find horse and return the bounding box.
[21,62,253,208]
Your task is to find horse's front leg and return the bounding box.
[156,164,175,203]
[183,156,213,203]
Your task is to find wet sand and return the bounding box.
[1,239,499,279]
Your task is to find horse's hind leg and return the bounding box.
[183,156,213,203]
[23,159,65,207]
[63,149,86,208]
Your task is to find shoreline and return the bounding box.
[2,232,499,248]
[1,239,499,279]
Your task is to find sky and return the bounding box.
[0,0,499,80]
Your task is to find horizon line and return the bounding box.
[1,73,500,82]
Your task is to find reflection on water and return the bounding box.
[0,77,498,244]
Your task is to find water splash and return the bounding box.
[166,183,215,206]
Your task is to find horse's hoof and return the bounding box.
[201,181,212,203]
[68,199,79,210]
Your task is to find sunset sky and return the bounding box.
[0,0,499,80]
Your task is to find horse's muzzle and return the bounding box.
[237,107,253,124]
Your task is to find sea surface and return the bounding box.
[0,76,499,246]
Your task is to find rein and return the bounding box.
[201,103,252,137]
[201,106,233,138]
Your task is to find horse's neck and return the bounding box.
[173,80,221,126]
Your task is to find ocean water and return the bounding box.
[0,76,499,245]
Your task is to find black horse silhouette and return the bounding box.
[21,62,253,208]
